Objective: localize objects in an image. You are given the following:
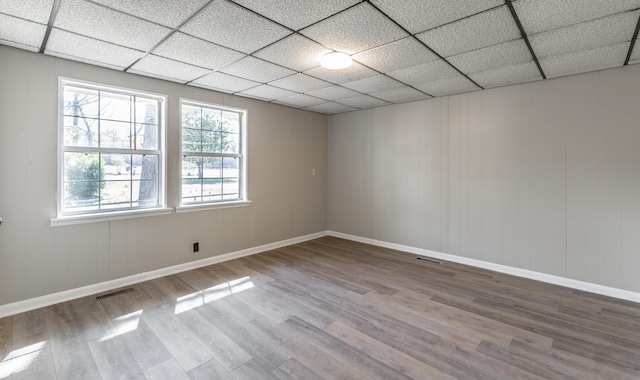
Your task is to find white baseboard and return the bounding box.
[327,231,640,304]
[0,231,328,318]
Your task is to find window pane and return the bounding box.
[182,178,202,202]
[203,157,222,178]
[64,116,98,147]
[182,155,201,178]
[182,105,201,129]
[182,128,201,152]
[103,154,131,180]
[221,133,240,154]
[202,130,221,153]
[202,108,221,131]
[101,180,132,209]
[64,86,99,118]
[203,178,222,199]
[222,178,239,200]
[100,92,131,122]
[135,97,158,125]
[100,120,131,149]
[222,111,240,133]
[135,123,158,150]
[63,152,103,211]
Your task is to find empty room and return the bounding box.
[1,0,640,378]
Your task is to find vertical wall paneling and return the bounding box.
[566,74,588,282]
[439,98,450,254]
[393,104,411,244]
[481,89,502,264]
[529,80,556,274]
[467,91,483,261]
[597,69,623,288]
[552,78,567,278]
[424,99,442,251]
[328,63,640,294]
[448,95,462,255]
[371,107,396,243]
[621,65,640,292]
[405,102,427,249]
[501,85,522,268]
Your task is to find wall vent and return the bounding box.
[416,257,442,264]
[96,287,136,300]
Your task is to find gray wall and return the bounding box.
[329,64,640,293]
[0,45,327,305]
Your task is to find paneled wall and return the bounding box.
[329,64,640,293]
[0,45,327,305]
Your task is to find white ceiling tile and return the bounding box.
[269,73,332,93]
[388,59,459,85]
[530,10,640,59]
[90,0,209,28]
[448,39,531,74]
[514,0,640,35]
[231,0,359,31]
[338,95,389,109]
[540,43,630,78]
[277,94,327,108]
[220,56,295,83]
[253,34,331,72]
[181,0,291,54]
[304,102,357,114]
[342,74,405,93]
[0,14,46,51]
[238,84,298,100]
[306,86,361,101]
[153,32,245,71]
[129,55,212,83]
[414,75,479,97]
[470,62,541,88]
[417,6,520,57]
[370,0,503,34]
[370,86,431,103]
[54,0,171,51]
[300,2,408,54]
[191,72,260,93]
[46,28,144,69]
[304,61,377,84]
[0,0,53,24]
[353,37,439,73]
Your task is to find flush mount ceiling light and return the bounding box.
[321,52,353,70]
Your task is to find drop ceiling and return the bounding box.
[1,0,639,114]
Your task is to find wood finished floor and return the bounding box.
[1,236,640,379]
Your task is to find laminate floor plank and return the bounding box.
[0,236,638,379]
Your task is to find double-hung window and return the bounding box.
[180,100,246,207]
[57,79,166,219]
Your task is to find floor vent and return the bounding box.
[417,257,442,264]
[96,287,136,301]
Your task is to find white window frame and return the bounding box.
[177,99,249,212]
[52,78,169,226]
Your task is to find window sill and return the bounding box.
[175,200,251,214]
[51,208,173,227]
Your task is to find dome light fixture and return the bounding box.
[321,51,352,70]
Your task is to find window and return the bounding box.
[180,100,246,206]
[58,79,166,218]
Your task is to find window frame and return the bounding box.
[177,98,249,211]
[52,78,169,226]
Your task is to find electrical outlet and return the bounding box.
[193,242,199,252]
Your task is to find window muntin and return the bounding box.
[59,80,165,216]
[180,100,245,205]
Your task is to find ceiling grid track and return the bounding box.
[39,0,62,53]
[504,0,546,79]
[624,12,640,65]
